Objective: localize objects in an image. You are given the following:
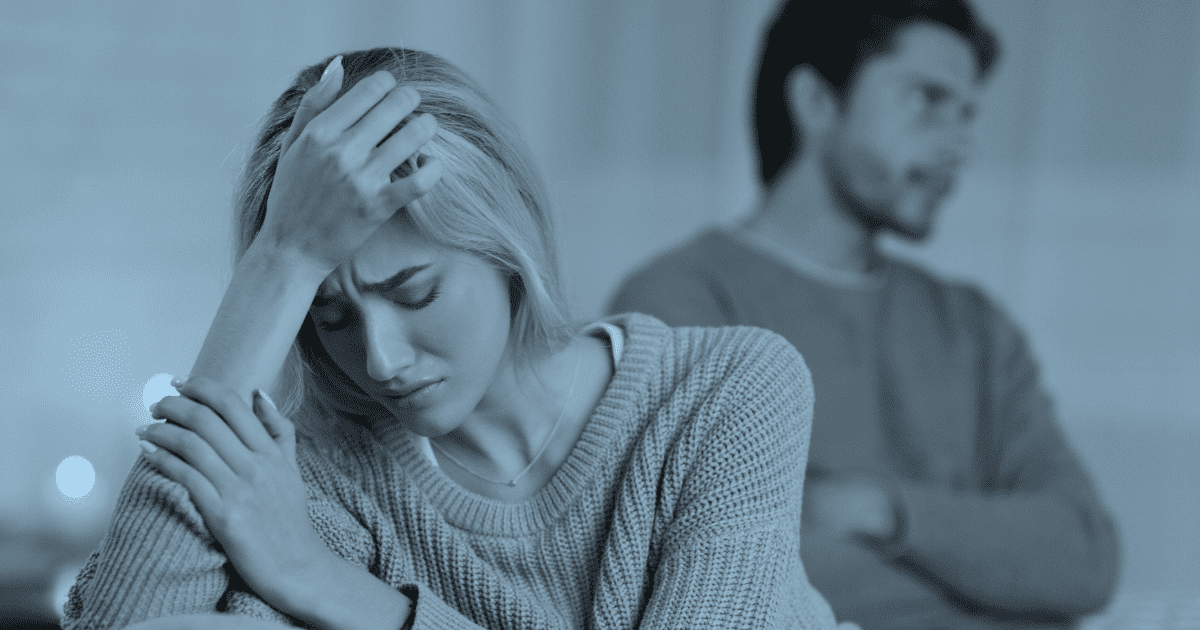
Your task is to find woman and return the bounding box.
[62,48,851,630]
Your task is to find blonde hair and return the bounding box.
[232,48,574,420]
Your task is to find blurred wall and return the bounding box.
[1,0,1197,615]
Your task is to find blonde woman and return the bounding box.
[63,48,856,630]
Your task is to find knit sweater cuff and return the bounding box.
[403,582,485,630]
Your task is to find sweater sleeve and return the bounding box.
[636,329,841,629]
[879,296,1120,618]
[61,457,293,629]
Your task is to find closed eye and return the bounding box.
[311,294,352,332]
[390,284,440,311]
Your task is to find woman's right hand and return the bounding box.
[254,56,444,276]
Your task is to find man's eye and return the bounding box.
[904,87,933,113]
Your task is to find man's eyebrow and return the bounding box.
[358,263,432,293]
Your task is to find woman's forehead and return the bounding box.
[319,217,446,295]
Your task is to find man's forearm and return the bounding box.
[880,481,1119,617]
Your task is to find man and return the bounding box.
[608,2,1120,629]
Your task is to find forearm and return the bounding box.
[188,242,326,404]
[884,481,1119,616]
[283,549,412,630]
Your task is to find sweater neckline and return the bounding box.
[372,313,667,537]
[718,222,891,291]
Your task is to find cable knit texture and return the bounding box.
[63,313,838,629]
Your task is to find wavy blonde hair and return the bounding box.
[232,48,574,420]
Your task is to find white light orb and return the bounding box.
[55,456,96,499]
[142,373,179,412]
[49,563,83,619]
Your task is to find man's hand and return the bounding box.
[802,473,898,542]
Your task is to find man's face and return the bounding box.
[823,21,981,240]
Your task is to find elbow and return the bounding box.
[1056,508,1122,617]
[1073,537,1121,616]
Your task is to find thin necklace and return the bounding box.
[430,353,582,487]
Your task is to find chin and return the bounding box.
[870,195,941,241]
[885,218,935,241]
[854,205,935,241]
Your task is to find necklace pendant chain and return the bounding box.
[432,352,583,487]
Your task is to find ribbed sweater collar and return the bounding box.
[370,313,669,537]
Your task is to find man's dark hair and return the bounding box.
[754,0,1000,185]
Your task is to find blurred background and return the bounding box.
[1,0,1197,626]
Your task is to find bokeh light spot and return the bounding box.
[55,456,96,499]
[49,564,83,619]
[142,373,178,411]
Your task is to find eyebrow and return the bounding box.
[356,263,432,294]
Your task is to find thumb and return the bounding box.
[279,55,344,157]
[253,389,297,461]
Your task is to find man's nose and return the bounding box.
[361,301,416,382]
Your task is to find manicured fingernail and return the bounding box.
[134,424,148,437]
[138,439,157,453]
[255,389,277,411]
[321,55,343,82]
[170,375,188,388]
[148,402,159,416]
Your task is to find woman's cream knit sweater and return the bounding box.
[63,313,839,629]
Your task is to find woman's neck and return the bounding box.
[429,334,613,501]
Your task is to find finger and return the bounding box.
[137,422,239,494]
[253,390,296,463]
[151,395,255,474]
[307,70,398,139]
[137,440,222,518]
[381,154,444,210]
[280,55,344,158]
[343,85,421,156]
[366,112,438,180]
[173,375,277,454]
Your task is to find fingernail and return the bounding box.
[321,55,343,82]
[255,389,277,411]
[138,439,157,453]
[170,375,188,388]
[134,424,149,437]
[148,402,159,417]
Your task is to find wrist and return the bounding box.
[285,550,413,630]
[861,477,907,551]
[853,479,899,541]
[242,235,333,287]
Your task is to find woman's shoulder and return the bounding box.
[610,312,810,389]
[607,312,813,438]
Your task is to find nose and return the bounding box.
[942,102,978,167]
[360,298,417,382]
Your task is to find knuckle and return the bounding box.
[302,123,336,146]
[175,428,204,454]
[351,173,379,197]
[367,71,397,93]
[334,145,359,172]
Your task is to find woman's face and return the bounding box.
[310,214,513,436]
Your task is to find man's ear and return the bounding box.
[785,64,839,142]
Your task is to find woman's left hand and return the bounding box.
[137,376,333,617]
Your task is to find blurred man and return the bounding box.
[608,2,1119,628]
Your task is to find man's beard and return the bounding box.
[824,144,951,241]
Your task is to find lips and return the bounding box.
[382,377,443,399]
[909,167,955,197]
